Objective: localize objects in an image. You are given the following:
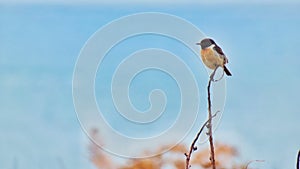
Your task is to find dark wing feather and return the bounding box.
[213,45,225,55]
[213,44,228,63]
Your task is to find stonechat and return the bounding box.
[196,38,232,76]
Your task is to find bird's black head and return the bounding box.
[196,38,216,49]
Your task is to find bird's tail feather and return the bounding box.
[224,66,232,76]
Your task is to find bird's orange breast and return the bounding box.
[201,48,214,59]
[200,48,224,69]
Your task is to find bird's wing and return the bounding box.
[213,45,228,63]
[213,45,225,56]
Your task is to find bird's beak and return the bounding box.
[196,42,201,45]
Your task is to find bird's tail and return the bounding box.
[224,66,232,76]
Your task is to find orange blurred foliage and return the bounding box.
[88,128,248,169]
[88,128,115,169]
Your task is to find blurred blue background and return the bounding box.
[1,1,300,169]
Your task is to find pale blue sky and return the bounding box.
[0,0,300,5]
[0,3,300,169]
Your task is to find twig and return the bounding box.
[297,150,300,169]
[206,67,219,169]
[243,160,265,169]
[57,157,66,169]
[211,67,225,82]
[185,112,218,169]
[185,67,222,169]
[12,157,19,169]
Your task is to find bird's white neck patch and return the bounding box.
[208,44,215,49]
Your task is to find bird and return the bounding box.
[196,38,232,76]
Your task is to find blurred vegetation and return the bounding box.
[88,128,250,169]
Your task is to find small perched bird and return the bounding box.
[196,38,232,76]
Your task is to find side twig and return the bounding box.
[185,112,218,169]
[243,160,265,169]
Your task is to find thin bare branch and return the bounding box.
[297,150,300,169]
[57,157,67,169]
[185,112,218,169]
[243,160,265,169]
[206,67,221,169]
[185,66,225,169]
[12,157,19,169]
